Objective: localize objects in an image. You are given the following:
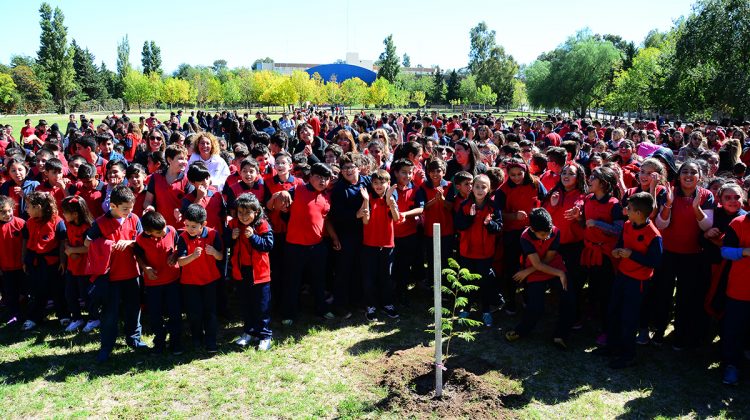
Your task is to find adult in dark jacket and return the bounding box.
[292,123,327,164]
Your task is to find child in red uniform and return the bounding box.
[223,158,268,213]
[570,166,624,344]
[415,159,455,285]
[0,157,40,219]
[359,170,401,322]
[143,144,193,229]
[720,207,750,385]
[21,191,67,331]
[454,174,503,327]
[0,196,25,325]
[229,194,274,351]
[176,204,224,353]
[85,185,146,362]
[599,192,663,368]
[494,159,547,314]
[126,164,148,217]
[276,163,338,324]
[264,152,303,304]
[506,208,571,348]
[390,159,424,305]
[135,211,182,355]
[68,162,106,218]
[35,158,67,211]
[180,162,227,235]
[60,196,95,332]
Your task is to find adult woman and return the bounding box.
[134,128,167,167]
[445,139,486,180]
[678,131,706,163]
[187,132,231,191]
[335,130,357,154]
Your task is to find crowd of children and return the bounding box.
[1,111,750,386]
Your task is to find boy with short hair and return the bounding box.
[134,211,182,355]
[35,158,67,211]
[391,159,424,305]
[223,158,267,211]
[69,162,106,218]
[603,192,662,368]
[176,204,224,353]
[251,144,274,175]
[415,159,455,284]
[451,171,474,213]
[85,185,146,362]
[181,162,227,234]
[126,163,148,216]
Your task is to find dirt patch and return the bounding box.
[378,346,512,418]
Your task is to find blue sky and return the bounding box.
[0,0,695,73]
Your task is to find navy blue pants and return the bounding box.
[27,261,66,323]
[100,277,143,355]
[361,246,394,308]
[722,297,750,366]
[270,233,286,309]
[558,242,584,320]
[515,277,574,338]
[392,234,419,300]
[584,258,614,332]
[240,266,272,340]
[183,281,218,350]
[146,282,182,350]
[283,242,328,319]
[87,275,105,321]
[502,230,523,311]
[65,272,89,321]
[607,273,649,360]
[2,269,24,320]
[333,233,362,312]
[459,256,496,312]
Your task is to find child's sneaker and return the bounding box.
[365,307,378,322]
[505,330,521,342]
[723,365,739,386]
[59,317,71,327]
[281,319,293,327]
[46,300,55,310]
[322,312,336,320]
[636,329,650,345]
[65,319,85,332]
[82,319,100,333]
[257,339,272,351]
[235,333,255,347]
[482,312,493,327]
[5,316,18,327]
[382,305,399,319]
[21,320,37,331]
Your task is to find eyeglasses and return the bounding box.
[149,136,162,141]
[341,166,357,171]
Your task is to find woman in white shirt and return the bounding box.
[187,132,230,191]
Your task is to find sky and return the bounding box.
[0,0,695,74]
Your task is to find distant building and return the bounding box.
[256,52,435,79]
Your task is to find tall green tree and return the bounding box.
[115,34,130,98]
[402,53,411,67]
[123,69,156,112]
[431,66,445,103]
[72,39,107,100]
[376,35,400,82]
[37,3,76,113]
[446,70,460,102]
[468,22,518,107]
[141,41,162,75]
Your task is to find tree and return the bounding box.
[123,69,156,112]
[326,81,343,105]
[141,41,162,75]
[0,73,18,113]
[10,64,49,112]
[475,85,497,109]
[524,60,553,110]
[643,29,668,49]
[37,3,76,113]
[212,59,228,74]
[341,77,367,106]
[99,62,117,102]
[72,40,107,101]
[467,22,518,107]
[368,78,391,108]
[446,70,461,102]
[431,67,445,103]
[115,35,130,98]
[512,79,528,109]
[377,35,400,82]
[412,90,427,107]
[402,53,411,67]
[459,74,478,104]
[161,77,190,109]
[251,57,274,71]
[605,47,664,115]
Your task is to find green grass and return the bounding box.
[1,287,749,418]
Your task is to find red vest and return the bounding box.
[150,172,190,229]
[264,174,303,234]
[363,196,395,248]
[135,226,180,286]
[65,221,90,276]
[457,200,498,260]
[394,184,418,238]
[581,194,620,267]
[499,181,541,232]
[286,186,330,246]
[183,188,225,234]
[72,181,106,218]
[26,215,64,265]
[226,179,267,207]
[727,215,750,301]
[94,213,141,281]
[521,227,566,282]
[228,219,272,284]
[618,220,661,280]
[0,217,24,271]
[35,182,65,213]
[179,227,221,285]
[419,180,454,237]
[662,187,713,254]
[543,189,585,245]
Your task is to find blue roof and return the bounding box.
[305,64,377,84]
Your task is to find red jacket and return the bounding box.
[90,212,141,281]
[177,227,222,285]
[229,218,273,284]
[0,216,25,271]
[455,198,502,260]
[134,226,180,286]
[618,220,661,280]
[521,227,566,282]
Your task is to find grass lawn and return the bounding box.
[0,285,747,418]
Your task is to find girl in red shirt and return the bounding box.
[0,195,25,324]
[22,191,67,331]
[60,195,94,332]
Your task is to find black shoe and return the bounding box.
[609,357,635,369]
[365,307,378,322]
[206,345,218,354]
[382,305,400,319]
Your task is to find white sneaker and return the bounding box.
[235,333,253,347]
[22,320,37,331]
[65,319,85,332]
[257,339,272,351]
[59,318,72,327]
[82,319,100,333]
